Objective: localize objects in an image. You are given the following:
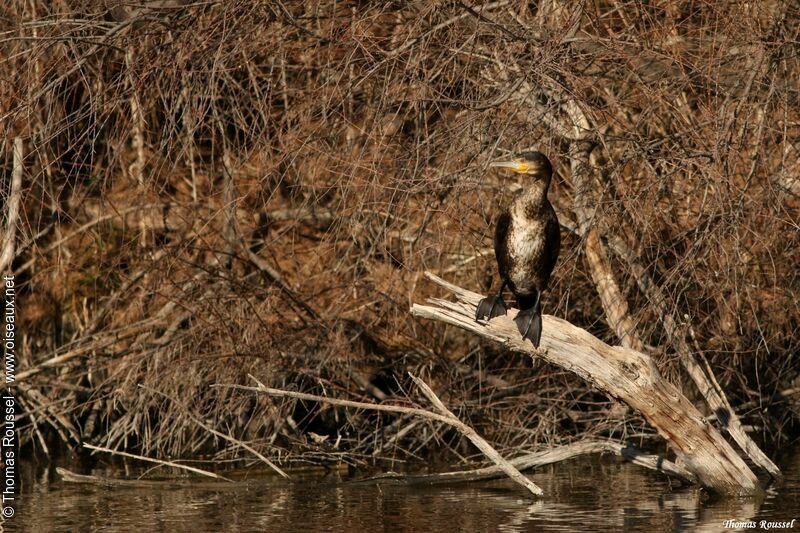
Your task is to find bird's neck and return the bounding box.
[511,182,549,220]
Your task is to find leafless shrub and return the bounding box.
[3,0,799,467]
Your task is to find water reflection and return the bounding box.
[9,452,799,532]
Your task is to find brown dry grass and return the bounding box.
[2,0,799,468]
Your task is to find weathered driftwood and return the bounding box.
[603,232,780,479]
[411,272,759,495]
[409,374,543,495]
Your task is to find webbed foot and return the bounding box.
[514,308,543,347]
[476,296,508,321]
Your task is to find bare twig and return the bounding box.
[143,385,288,478]
[83,443,231,481]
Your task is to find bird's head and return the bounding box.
[489,151,553,185]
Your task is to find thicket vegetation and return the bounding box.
[3,0,799,470]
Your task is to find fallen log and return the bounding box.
[352,439,696,486]
[411,272,760,495]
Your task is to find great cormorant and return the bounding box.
[475,151,561,347]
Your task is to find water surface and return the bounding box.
[9,450,800,532]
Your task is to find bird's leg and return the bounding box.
[514,290,542,347]
[476,279,508,321]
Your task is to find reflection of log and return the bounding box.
[411,272,759,495]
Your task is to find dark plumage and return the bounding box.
[476,151,561,347]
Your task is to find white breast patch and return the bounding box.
[508,219,545,293]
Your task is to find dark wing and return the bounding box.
[539,206,561,289]
[493,210,512,280]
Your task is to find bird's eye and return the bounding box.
[516,162,529,173]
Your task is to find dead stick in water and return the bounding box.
[409,373,543,496]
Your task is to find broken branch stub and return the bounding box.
[411,272,759,495]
